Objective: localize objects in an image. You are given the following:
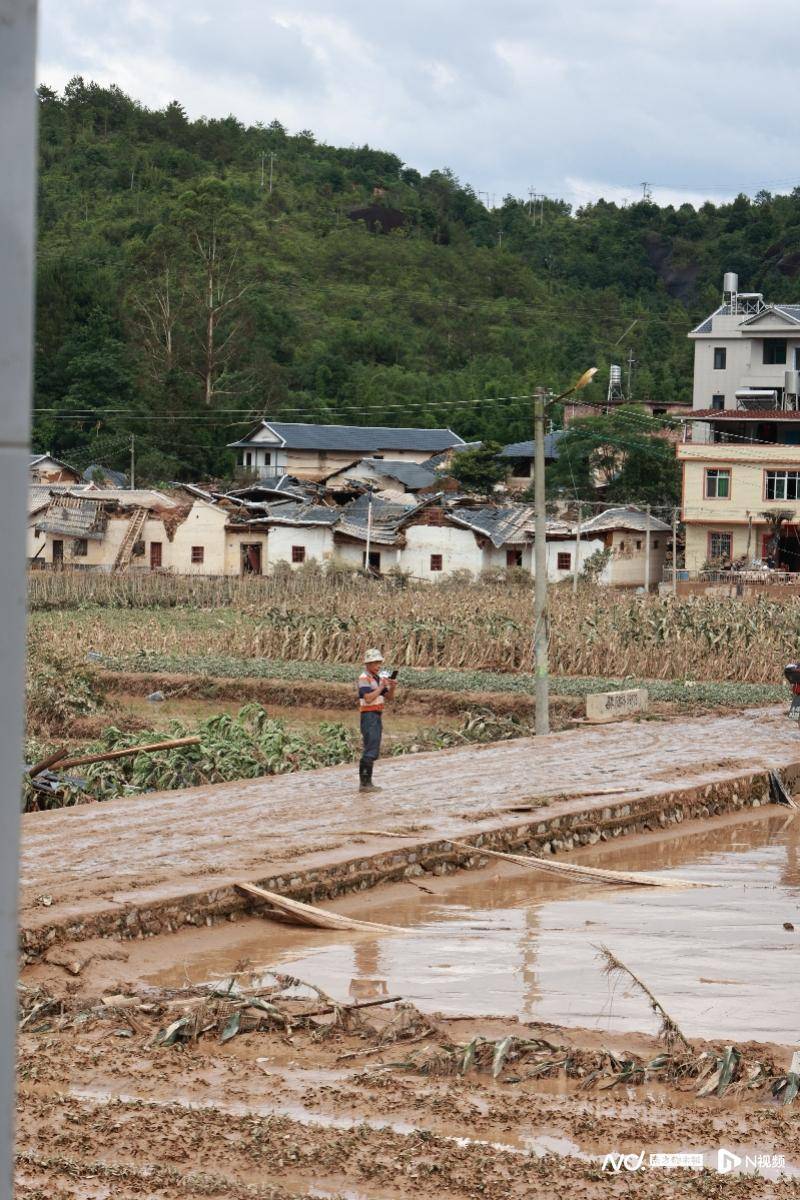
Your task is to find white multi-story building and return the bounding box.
[678,273,800,571]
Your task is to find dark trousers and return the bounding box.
[359,711,382,783]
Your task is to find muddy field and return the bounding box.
[18,806,800,1199]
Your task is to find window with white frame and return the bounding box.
[765,470,800,501]
[705,468,731,499]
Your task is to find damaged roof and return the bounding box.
[36,495,108,540]
[448,505,536,547]
[579,506,671,534]
[335,493,434,544]
[359,459,439,490]
[500,432,565,460]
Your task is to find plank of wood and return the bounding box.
[55,735,201,771]
[235,881,406,933]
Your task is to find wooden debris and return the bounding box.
[27,746,69,778]
[234,881,406,933]
[55,735,201,771]
[448,840,705,889]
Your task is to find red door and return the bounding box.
[150,542,162,569]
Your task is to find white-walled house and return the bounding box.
[29,483,666,587]
[228,421,464,482]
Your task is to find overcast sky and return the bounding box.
[38,0,800,210]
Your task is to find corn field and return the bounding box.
[30,579,800,684]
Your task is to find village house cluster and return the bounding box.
[27,431,668,587]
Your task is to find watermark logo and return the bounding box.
[717,1149,743,1175]
[716,1148,785,1174]
[602,1151,645,1173]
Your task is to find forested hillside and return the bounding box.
[34,79,800,481]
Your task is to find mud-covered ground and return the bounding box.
[16,980,800,1200]
[17,807,800,1200]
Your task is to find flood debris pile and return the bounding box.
[18,964,799,1109]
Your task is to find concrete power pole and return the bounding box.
[672,506,679,594]
[0,2,37,1196]
[533,388,549,736]
[573,503,582,596]
[644,505,651,592]
[130,433,135,490]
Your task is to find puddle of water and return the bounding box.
[150,811,800,1043]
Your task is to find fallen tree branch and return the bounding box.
[54,735,201,771]
[27,746,69,778]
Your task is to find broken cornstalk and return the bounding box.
[449,840,703,889]
[235,881,406,933]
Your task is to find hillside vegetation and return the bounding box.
[35,79,800,481]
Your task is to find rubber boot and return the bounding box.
[358,758,373,792]
[365,761,382,793]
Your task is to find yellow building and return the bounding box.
[677,436,800,571]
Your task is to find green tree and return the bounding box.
[548,407,680,507]
[448,441,507,494]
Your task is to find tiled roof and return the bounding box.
[361,459,438,489]
[83,464,128,487]
[691,302,800,336]
[687,409,800,420]
[247,501,340,527]
[333,493,428,544]
[36,497,107,540]
[501,432,565,460]
[230,421,464,453]
[580,506,671,534]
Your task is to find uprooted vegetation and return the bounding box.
[18,965,799,1107]
[23,702,530,810]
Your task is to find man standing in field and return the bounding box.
[357,648,396,792]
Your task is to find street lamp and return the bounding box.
[533,368,597,736]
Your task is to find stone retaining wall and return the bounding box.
[20,770,778,960]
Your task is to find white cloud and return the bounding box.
[38,0,800,206]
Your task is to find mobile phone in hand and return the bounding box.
[389,669,398,680]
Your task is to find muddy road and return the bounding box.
[18,805,800,1198]
[19,707,800,936]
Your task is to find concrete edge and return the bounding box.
[20,766,790,960]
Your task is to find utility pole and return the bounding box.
[533,387,549,736]
[573,503,582,596]
[130,433,135,490]
[269,153,276,195]
[0,3,37,1197]
[626,347,636,401]
[672,506,679,594]
[259,151,266,189]
[364,490,373,575]
[644,505,651,592]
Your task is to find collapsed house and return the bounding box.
[28,475,666,587]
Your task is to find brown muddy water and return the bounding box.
[149,809,800,1044]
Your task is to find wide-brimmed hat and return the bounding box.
[364,648,384,663]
